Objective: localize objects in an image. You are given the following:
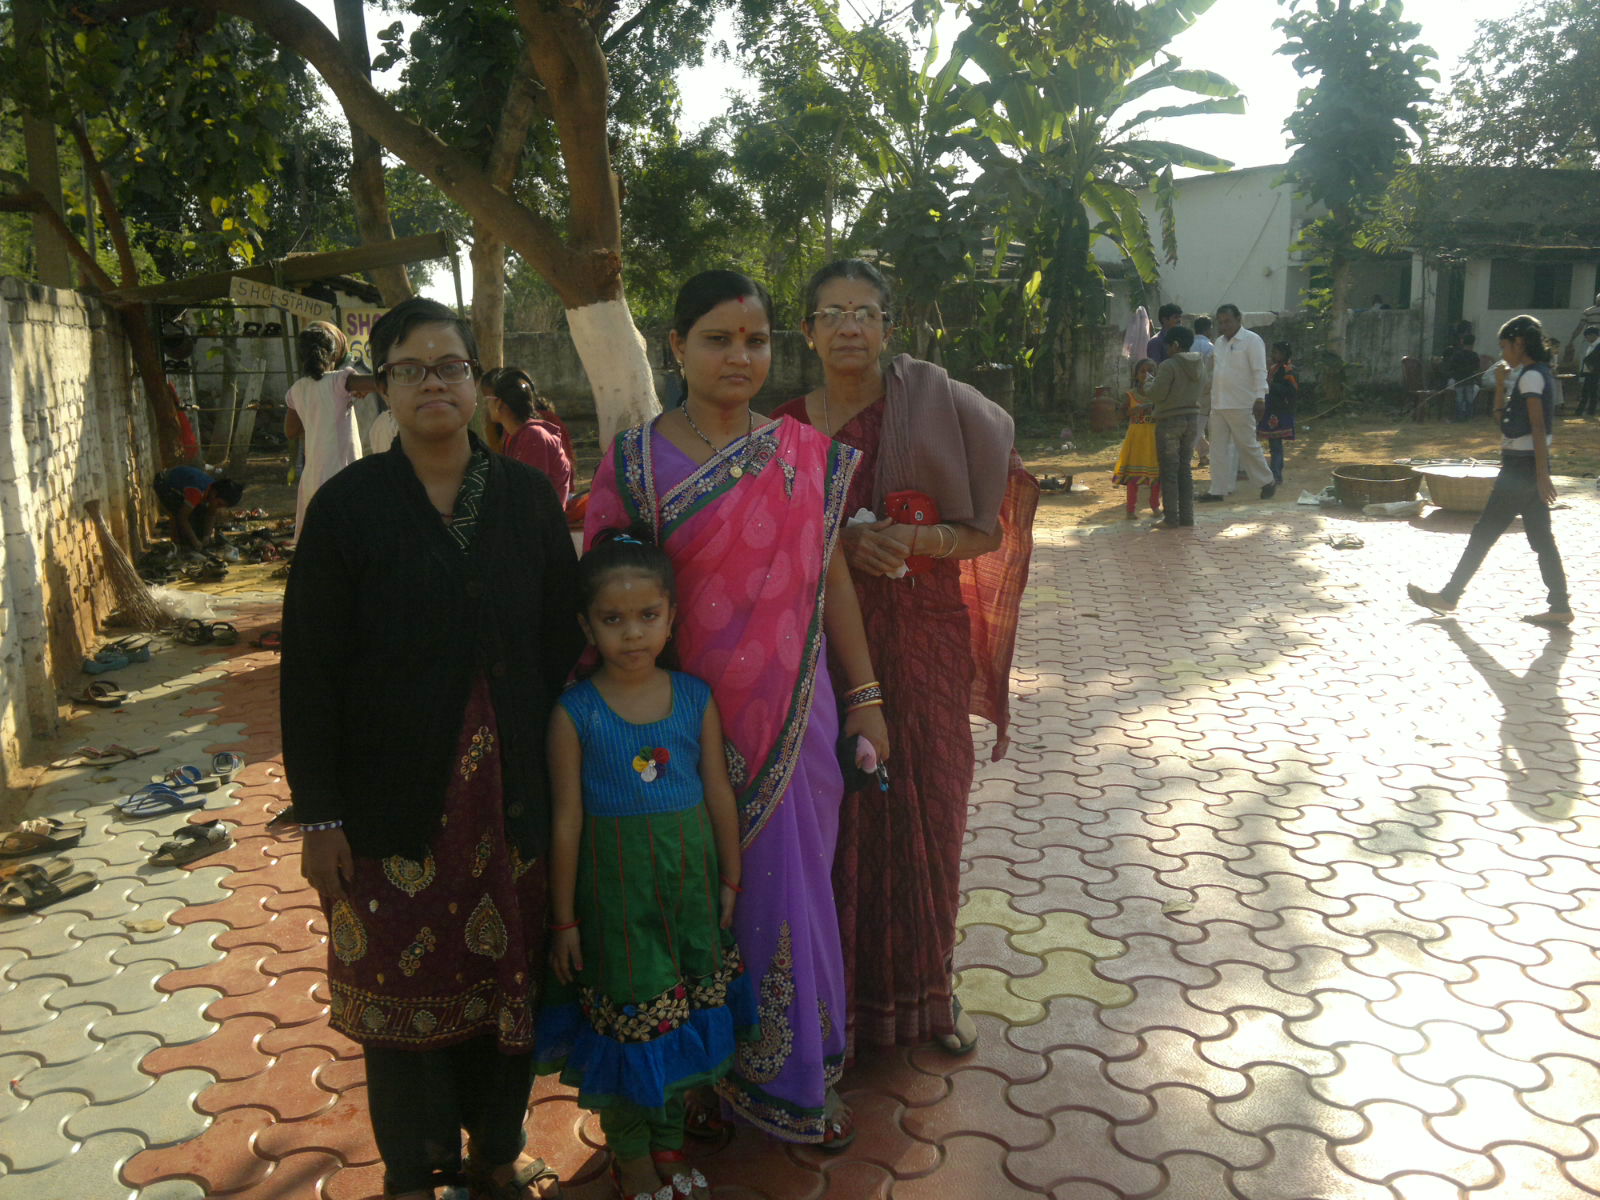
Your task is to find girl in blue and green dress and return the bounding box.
[537,528,755,1200]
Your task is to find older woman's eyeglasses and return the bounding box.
[380,359,477,386]
[810,305,888,328]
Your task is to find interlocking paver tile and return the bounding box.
[1006,1109,1164,1197]
[1335,1099,1496,1186]
[1452,954,1584,1013]
[0,1129,145,1200]
[1432,1077,1591,1158]
[0,1088,90,1171]
[1113,1083,1268,1167]
[1476,1145,1598,1200]
[1233,1128,1395,1200]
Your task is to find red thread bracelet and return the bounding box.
[548,919,580,932]
[721,878,743,894]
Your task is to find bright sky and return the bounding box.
[678,0,1503,170]
[303,0,1505,303]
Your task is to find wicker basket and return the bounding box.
[1331,464,1421,508]
[1417,464,1499,513]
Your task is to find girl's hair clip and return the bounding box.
[613,534,643,545]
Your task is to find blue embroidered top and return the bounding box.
[558,672,710,817]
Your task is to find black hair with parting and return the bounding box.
[579,524,678,613]
[369,297,480,375]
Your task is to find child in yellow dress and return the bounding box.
[1112,358,1162,518]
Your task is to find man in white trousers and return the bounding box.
[1198,303,1278,502]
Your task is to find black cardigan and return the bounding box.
[280,437,584,858]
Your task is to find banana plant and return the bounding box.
[952,0,1241,410]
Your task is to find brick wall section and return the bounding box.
[0,277,159,797]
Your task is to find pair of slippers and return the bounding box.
[116,752,246,820]
[0,858,97,912]
[83,636,153,675]
[72,680,128,709]
[0,815,87,858]
[50,743,159,770]
[148,819,232,867]
[177,619,238,646]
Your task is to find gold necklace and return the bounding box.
[682,402,754,478]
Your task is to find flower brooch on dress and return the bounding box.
[633,747,670,782]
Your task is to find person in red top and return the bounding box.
[483,367,574,506]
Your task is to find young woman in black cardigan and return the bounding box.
[282,297,582,1200]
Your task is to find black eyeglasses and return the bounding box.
[379,359,478,386]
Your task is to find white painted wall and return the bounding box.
[1128,166,1302,316]
[1463,259,1600,354]
[0,279,158,796]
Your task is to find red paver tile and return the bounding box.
[252,1090,382,1163]
[142,1014,276,1082]
[123,1104,276,1193]
[197,1045,341,1121]
[157,948,273,999]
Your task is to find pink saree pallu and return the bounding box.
[586,416,860,1142]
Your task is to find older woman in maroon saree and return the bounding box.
[777,259,1037,1056]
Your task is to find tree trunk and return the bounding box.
[333,0,412,306]
[120,0,656,445]
[15,0,72,286]
[470,221,506,369]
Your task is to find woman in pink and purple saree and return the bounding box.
[584,270,887,1150]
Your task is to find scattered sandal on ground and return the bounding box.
[0,861,97,911]
[116,783,207,820]
[148,819,233,866]
[0,816,88,858]
[72,680,128,709]
[252,630,283,651]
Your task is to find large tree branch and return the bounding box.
[0,169,117,292]
[101,0,592,301]
[68,120,140,289]
[602,0,674,52]
[516,0,622,296]
[488,44,542,190]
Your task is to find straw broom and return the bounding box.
[85,498,165,630]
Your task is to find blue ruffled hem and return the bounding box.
[535,970,758,1112]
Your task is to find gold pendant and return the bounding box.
[729,465,744,478]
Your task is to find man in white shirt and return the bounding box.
[1191,316,1216,462]
[1199,303,1278,501]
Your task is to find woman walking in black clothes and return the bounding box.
[1408,314,1573,628]
[282,297,582,1199]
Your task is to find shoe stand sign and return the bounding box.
[227,277,336,324]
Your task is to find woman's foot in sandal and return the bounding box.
[818,1087,855,1152]
[935,993,980,1056]
[650,1149,710,1199]
[1522,610,1574,627]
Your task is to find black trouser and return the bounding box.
[364,1036,533,1193]
[1579,372,1599,417]
[1155,415,1199,526]
[1442,456,1569,611]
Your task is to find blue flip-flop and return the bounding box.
[116,784,206,820]
[148,765,220,792]
[83,650,130,675]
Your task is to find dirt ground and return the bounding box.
[229,410,1600,537]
